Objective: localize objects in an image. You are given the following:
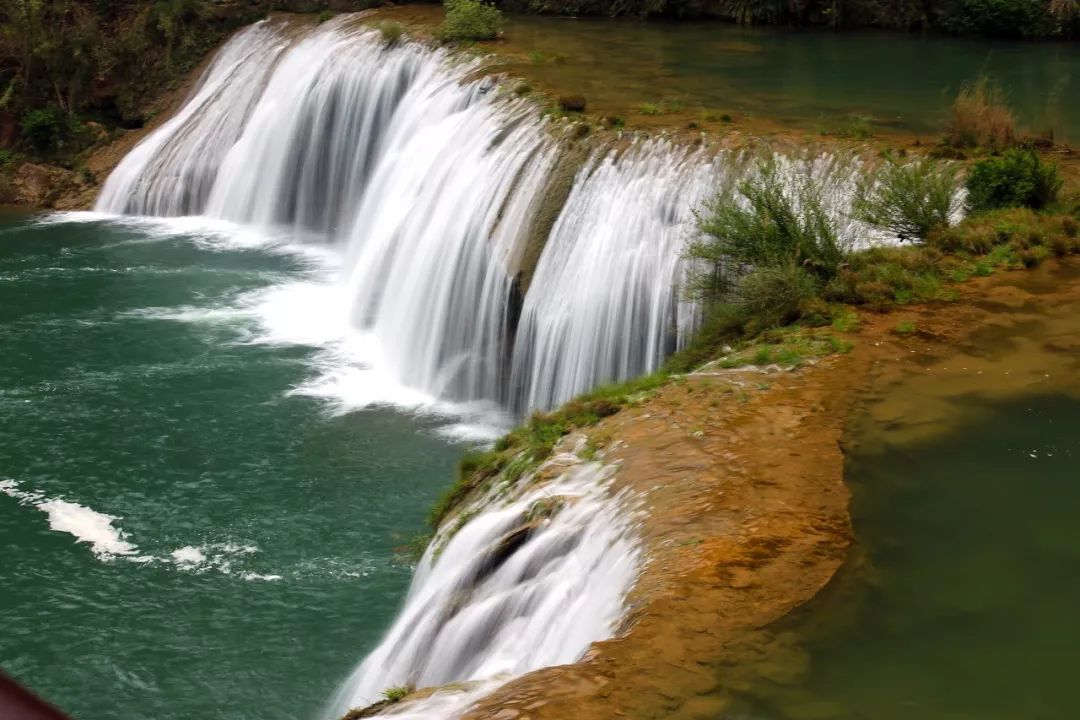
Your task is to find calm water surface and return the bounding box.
[774,393,1080,719]
[0,215,462,720]
[504,16,1078,138]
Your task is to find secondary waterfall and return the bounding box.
[324,448,639,718]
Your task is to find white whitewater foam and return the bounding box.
[1,480,139,559]
[0,479,278,579]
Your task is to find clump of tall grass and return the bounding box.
[855,158,962,241]
[946,75,1016,149]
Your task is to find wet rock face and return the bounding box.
[9,163,78,207]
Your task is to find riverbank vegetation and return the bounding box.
[0,0,386,198]
[439,0,504,40]
[509,0,1079,37]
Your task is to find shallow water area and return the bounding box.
[744,263,1080,719]
[792,392,1080,720]
[0,213,466,720]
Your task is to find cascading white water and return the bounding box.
[95,15,912,419]
[509,140,722,412]
[96,20,290,216]
[98,18,561,411]
[323,446,639,719]
[340,109,556,405]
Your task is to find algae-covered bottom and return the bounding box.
[795,394,1080,719]
[0,216,461,720]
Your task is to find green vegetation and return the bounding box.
[0,0,272,157]
[668,137,1079,377]
[439,0,504,42]
[511,0,1078,37]
[380,686,411,703]
[965,149,1062,212]
[945,75,1016,150]
[373,20,406,47]
[636,98,685,116]
[893,319,917,335]
[427,373,669,529]
[818,113,874,139]
[699,326,853,370]
[686,159,850,316]
[855,158,961,241]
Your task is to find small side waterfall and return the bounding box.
[324,449,639,719]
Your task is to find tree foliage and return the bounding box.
[510,0,1078,36]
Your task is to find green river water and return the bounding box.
[792,394,1080,719]
[505,16,1079,139]
[0,214,461,720]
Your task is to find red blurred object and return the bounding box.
[0,672,71,720]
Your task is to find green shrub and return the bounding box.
[965,149,1062,212]
[855,158,960,241]
[686,159,849,307]
[737,264,821,330]
[440,0,503,42]
[20,108,69,155]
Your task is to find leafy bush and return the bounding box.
[937,0,1059,38]
[965,149,1062,212]
[20,108,69,155]
[686,159,849,306]
[855,158,960,241]
[825,245,945,308]
[946,75,1016,149]
[440,0,503,41]
[737,264,821,329]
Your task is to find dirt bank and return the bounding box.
[453,257,1080,720]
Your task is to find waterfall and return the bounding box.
[340,109,556,405]
[96,20,290,216]
[323,448,639,719]
[509,141,721,412]
[89,13,932,720]
[95,15,902,419]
